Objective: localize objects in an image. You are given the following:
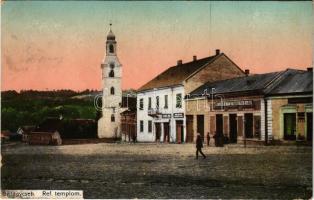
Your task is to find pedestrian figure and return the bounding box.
[206,132,210,146]
[132,133,136,143]
[196,133,206,159]
[213,131,218,147]
[214,131,224,147]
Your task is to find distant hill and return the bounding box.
[1,89,137,132]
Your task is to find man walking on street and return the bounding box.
[196,133,206,159]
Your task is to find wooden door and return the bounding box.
[186,115,194,143]
[229,114,237,143]
[176,120,184,143]
[216,114,223,136]
[163,122,170,142]
[155,123,161,141]
[244,113,253,138]
[284,113,296,140]
[307,113,312,142]
[197,115,204,138]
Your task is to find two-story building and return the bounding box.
[136,50,245,143]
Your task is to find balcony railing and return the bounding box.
[148,108,161,118]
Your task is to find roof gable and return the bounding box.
[185,53,245,82]
[138,55,218,92]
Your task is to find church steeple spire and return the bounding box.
[106,23,116,56]
[107,23,115,41]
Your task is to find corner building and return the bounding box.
[136,50,245,143]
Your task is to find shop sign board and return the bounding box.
[173,113,184,118]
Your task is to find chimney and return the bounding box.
[245,69,250,76]
[193,55,197,61]
[307,67,313,72]
[215,49,220,55]
[177,60,182,65]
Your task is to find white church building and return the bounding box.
[97,25,123,139]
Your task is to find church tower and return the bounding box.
[98,24,122,139]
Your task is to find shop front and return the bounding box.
[209,98,264,143]
[268,96,313,142]
[151,112,185,143]
[185,96,265,144]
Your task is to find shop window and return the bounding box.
[254,116,261,139]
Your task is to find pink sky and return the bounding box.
[2,1,313,91]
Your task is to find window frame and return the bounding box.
[140,120,144,132]
[156,96,159,109]
[164,95,168,109]
[109,44,114,53]
[176,93,182,108]
[110,87,115,95]
[139,98,144,110]
[109,69,114,77]
[148,97,152,110]
[148,120,152,133]
[111,114,115,122]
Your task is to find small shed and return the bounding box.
[28,131,62,145]
[17,126,36,142]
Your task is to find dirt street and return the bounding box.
[1,143,312,199]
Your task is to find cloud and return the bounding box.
[4,44,64,72]
[4,53,28,72]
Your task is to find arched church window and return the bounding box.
[109,70,114,77]
[110,63,115,69]
[109,44,114,53]
[111,114,115,122]
[110,87,115,95]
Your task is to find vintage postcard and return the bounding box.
[1,1,313,199]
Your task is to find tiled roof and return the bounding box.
[190,71,282,97]
[138,55,218,92]
[267,69,313,95]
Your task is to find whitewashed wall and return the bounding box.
[137,86,186,142]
